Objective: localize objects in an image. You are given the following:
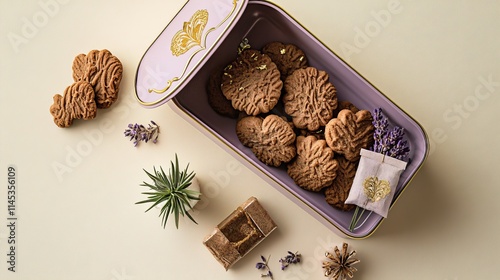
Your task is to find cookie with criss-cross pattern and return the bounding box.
[324,109,374,162]
[283,66,337,131]
[262,41,308,80]
[287,135,338,192]
[236,114,296,167]
[324,155,357,211]
[221,49,282,116]
[72,49,123,109]
[50,81,97,128]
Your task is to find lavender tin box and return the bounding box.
[135,0,429,238]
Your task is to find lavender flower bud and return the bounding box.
[256,262,266,270]
[124,121,160,147]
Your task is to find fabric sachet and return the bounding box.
[345,148,407,218]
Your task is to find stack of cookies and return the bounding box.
[206,41,374,212]
[50,49,123,128]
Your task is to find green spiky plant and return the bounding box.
[136,154,201,229]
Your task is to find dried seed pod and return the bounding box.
[322,243,360,280]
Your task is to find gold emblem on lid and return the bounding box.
[171,10,209,57]
[148,0,238,94]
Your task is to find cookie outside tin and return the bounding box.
[134,0,429,239]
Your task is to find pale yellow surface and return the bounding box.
[1,0,499,279]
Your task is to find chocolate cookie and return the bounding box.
[72,49,123,109]
[283,67,338,131]
[50,81,97,128]
[221,49,282,115]
[287,135,338,192]
[236,114,296,167]
[324,156,357,211]
[206,67,239,118]
[324,109,374,162]
[262,41,308,80]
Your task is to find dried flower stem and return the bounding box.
[124,120,160,147]
[256,255,273,279]
[279,251,301,270]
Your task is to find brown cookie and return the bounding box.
[72,49,123,109]
[298,128,326,140]
[287,135,338,192]
[324,156,358,211]
[206,67,239,118]
[221,49,282,115]
[262,41,308,80]
[334,100,359,116]
[324,109,374,162]
[236,114,296,167]
[283,67,338,131]
[50,81,97,128]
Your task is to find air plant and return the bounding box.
[136,154,200,229]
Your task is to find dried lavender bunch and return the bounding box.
[370,108,409,161]
[349,108,410,232]
[387,127,410,160]
[371,108,389,154]
[124,120,160,146]
[256,255,273,279]
[279,251,301,270]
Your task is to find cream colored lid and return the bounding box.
[135,0,248,107]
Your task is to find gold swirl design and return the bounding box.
[149,0,238,94]
[362,176,390,203]
[171,10,209,57]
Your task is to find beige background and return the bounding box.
[1,0,499,279]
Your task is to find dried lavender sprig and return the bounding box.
[124,120,160,146]
[279,251,301,270]
[256,255,273,279]
[371,108,389,154]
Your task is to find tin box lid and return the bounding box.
[135,0,248,108]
